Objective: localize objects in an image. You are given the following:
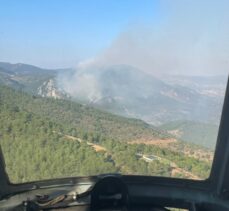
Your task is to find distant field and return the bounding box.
[160,120,219,149]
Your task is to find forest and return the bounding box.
[0,85,211,183]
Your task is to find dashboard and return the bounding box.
[1,175,229,211]
[0,175,179,211]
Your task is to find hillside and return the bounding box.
[160,120,219,149]
[0,62,54,90]
[0,85,211,183]
[0,62,225,126]
[0,85,170,144]
[0,62,70,98]
[59,64,224,125]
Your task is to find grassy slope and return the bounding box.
[160,120,219,149]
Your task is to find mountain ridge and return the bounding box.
[0,84,171,142]
[0,61,225,126]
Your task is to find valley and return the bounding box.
[0,84,212,183]
[0,62,225,128]
[0,62,223,183]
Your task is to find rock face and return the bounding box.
[0,62,71,100]
[37,79,67,99]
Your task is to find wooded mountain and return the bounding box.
[0,85,170,142]
[0,85,212,183]
[0,62,70,98]
[0,62,225,126]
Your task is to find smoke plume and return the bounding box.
[59,0,229,97]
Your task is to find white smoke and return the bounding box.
[59,71,102,102]
[59,0,229,97]
[71,0,229,76]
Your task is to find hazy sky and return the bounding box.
[0,0,159,68]
[0,0,229,75]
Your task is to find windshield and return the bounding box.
[0,0,228,183]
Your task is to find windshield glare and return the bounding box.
[0,0,228,183]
